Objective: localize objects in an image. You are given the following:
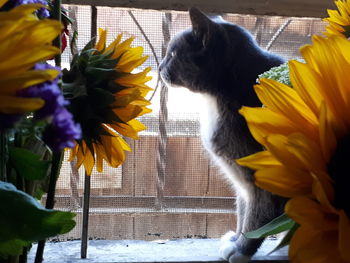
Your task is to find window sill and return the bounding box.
[28,238,288,262]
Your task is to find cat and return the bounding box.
[159,7,287,263]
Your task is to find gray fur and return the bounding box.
[159,7,287,260]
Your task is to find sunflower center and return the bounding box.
[327,134,350,217]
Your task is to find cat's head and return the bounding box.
[159,7,257,95]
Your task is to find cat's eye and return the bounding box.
[170,51,176,57]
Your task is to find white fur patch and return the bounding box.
[199,94,250,200]
[220,231,251,263]
[199,93,219,151]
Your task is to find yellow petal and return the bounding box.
[0,46,60,76]
[264,134,310,172]
[112,37,134,59]
[312,174,336,210]
[99,137,113,165]
[0,69,60,95]
[101,136,127,167]
[236,150,281,170]
[286,196,338,230]
[255,166,312,198]
[255,79,318,138]
[113,104,143,122]
[239,106,298,146]
[289,225,319,262]
[118,55,148,73]
[95,153,103,173]
[110,120,146,140]
[67,144,79,162]
[105,33,122,53]
[82,144,95,176]
[301,36,350,134]
[286,133,326,174]
[319,102,337,162]
[116,67,152,88]
[21,19,62,44]
[95,28,107,52]
[289,59,323,116]
[0,96,44,114]
[116,136,131,152]
[0,0,7,8]
[289,225,340,263]
[75,143,85,169]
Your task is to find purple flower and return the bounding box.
[43,108,81,152]
[19,63,82,151]
[13,0,50,18]
[18,64,65,120]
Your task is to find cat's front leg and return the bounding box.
[219,195,252,263]
[234,195,245,240]
[219,231,251,263]
[220,188,286,262]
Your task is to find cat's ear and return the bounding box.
[189,7,216,47]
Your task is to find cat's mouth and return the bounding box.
[159,68,173,87]
[159,65,187,89]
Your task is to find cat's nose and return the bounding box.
[158,60,165,72]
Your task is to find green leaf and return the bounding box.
[85,66,117,81]
[9,147,50,181]
[0,182,76,256]
[89,57,118,69]
[244,213,295,239]
[33,188,46,200]
[268,222,299,255]
[0,239,31,258]
[81,37,97,53]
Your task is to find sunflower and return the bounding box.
[0,1,61,116]
[324,0,350,37]
[237,34,350,262]
[64,28,152,175]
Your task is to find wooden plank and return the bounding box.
[115,138,135,196]
[52,196,235,210]
[56,158,125,196]
[206,214,236,238]
[164,137,210,196]
[53,213,236,241]
[134,214,207,240]
[56,213,134,240]
[62,0,336,18]
[207,163,235,197]
[88,214,134,239]
[56,140,134,197]
[134,136,158,196]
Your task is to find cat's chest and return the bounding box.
[199,94,220,151]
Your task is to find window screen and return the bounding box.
[53,5,326,241]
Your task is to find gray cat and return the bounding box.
[159,7,287,263]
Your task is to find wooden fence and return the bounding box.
[54,134,237,241]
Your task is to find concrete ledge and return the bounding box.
[28,238,288,262]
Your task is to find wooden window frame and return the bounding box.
[62,0,335,18]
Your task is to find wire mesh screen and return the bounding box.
[53,5,326,241]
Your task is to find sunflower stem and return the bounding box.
[51,0,61,67]
[34,151,64,263]
[81,171,91,259]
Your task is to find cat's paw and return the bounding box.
[220,231,250,263]
[221,230,239,242]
